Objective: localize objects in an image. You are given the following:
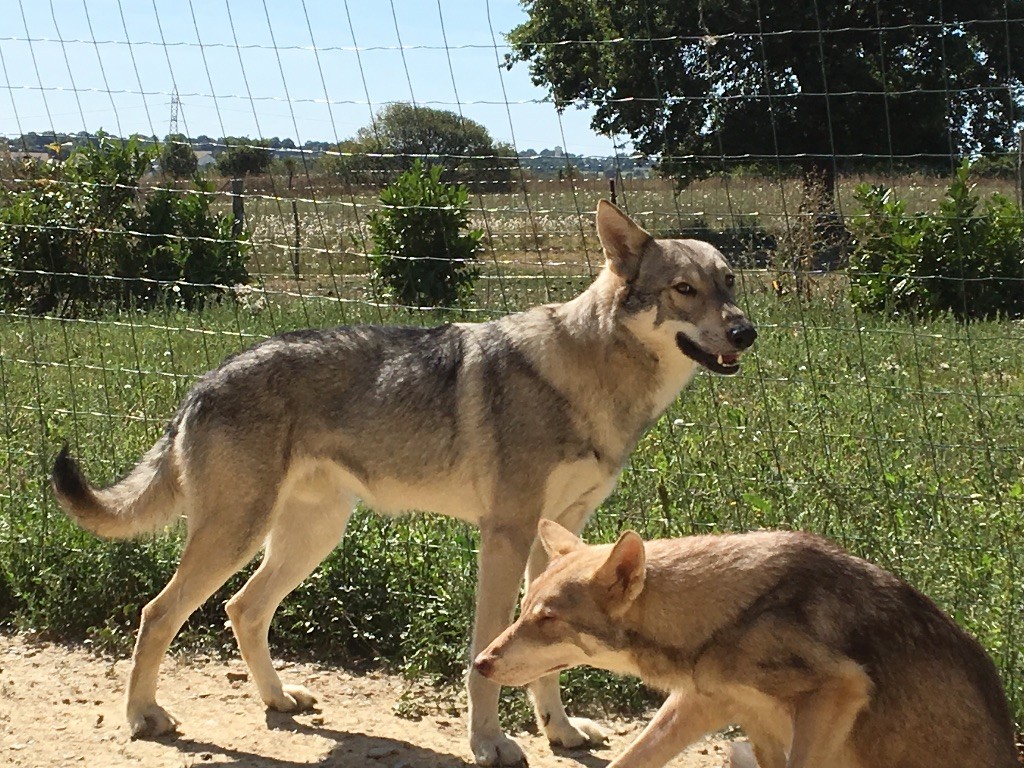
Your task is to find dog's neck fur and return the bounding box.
[559,267,630,340]
[596,542,760,691]
[555,264,696,420]
[520,267,678,465]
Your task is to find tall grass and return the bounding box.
[235,173,1020,285]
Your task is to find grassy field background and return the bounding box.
[1,175,1022,729]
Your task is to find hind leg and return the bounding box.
[786,660,871,768]
[127,498,271,738]
[225,489,353,712]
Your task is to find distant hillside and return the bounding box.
[516,146,653,178]
[4,131,652,179]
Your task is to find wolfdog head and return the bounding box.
[597,201,756,375]
[474,521,646,686]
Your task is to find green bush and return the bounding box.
[849,161,1024,320]
[969,152,1019,180]
[0,134,248,315]
[159,134,198,179]
[216,137,273,178]
[659,214,776,268]
[135,183,249,309]
[367,160,482,308]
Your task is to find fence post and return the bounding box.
[609,178,617,206]
[286,159,301,280]
[231,177,245,237]
[291,199,301,280]
[1017,129,1023,210]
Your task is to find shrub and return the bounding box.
[135,183,249,309]
[969,152,1019,180]
[0,134,248,315]
[660,214,776,268]
[849,161,1024,320]
[216,137,273,178]
[159,134,198,179]
[367,160,482,307]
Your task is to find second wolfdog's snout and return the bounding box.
[728,323,757,350]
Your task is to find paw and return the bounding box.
[266,684,318,712]
[471,731,527,766]
[728,741,760,768]
[544,716,607,749]
[128,703,179,739]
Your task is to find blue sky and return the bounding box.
[0,0,620,156]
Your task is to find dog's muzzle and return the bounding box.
[676,321,757,376]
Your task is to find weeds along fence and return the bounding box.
[1,0,1023,727]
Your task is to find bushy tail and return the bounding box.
[51,436,182,539]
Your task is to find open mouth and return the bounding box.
[675,332,742,376]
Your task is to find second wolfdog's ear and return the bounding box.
[596,200,652,282]
[538,520,586,558]
[594,530,646,609]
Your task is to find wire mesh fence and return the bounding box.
[1,0,1023,727]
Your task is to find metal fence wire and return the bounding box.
[0,0,1022,728]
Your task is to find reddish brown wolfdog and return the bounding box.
[476,522,1017,768]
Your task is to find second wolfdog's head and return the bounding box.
[597,200,756,375]
[474,521,646,687]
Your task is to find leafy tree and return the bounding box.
[216,137,273,177]
[160,134,198,179]
[367,160,482,307]
[507,1,1024,192]
[329,104,516,190]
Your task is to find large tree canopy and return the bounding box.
[329,104,515,189]
[507,1,1024,184]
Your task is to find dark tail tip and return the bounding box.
[51,443,92,504]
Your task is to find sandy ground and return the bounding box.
[0,635,734,768]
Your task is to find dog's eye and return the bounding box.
[724,274,736,288]
[673,282,695,296]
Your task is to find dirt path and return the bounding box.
[0,635,734,768]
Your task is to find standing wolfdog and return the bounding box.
[476,522,1018,768]
[51,201,756,765]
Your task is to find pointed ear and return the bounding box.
[538,520,586,559]
[593,530,646,609]
[596,200,652,282]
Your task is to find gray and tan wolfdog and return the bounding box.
[475,521,1018,768]
[51,201,756,765]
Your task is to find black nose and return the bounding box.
[728,324,757,350]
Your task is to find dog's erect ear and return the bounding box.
[538,520,586,558]
[596,200,652,282]
[593,530,646,609]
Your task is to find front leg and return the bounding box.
[467,520,536,766]
[525,519,606,749]
[608,690,727,768]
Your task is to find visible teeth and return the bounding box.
[717,354,724,366]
